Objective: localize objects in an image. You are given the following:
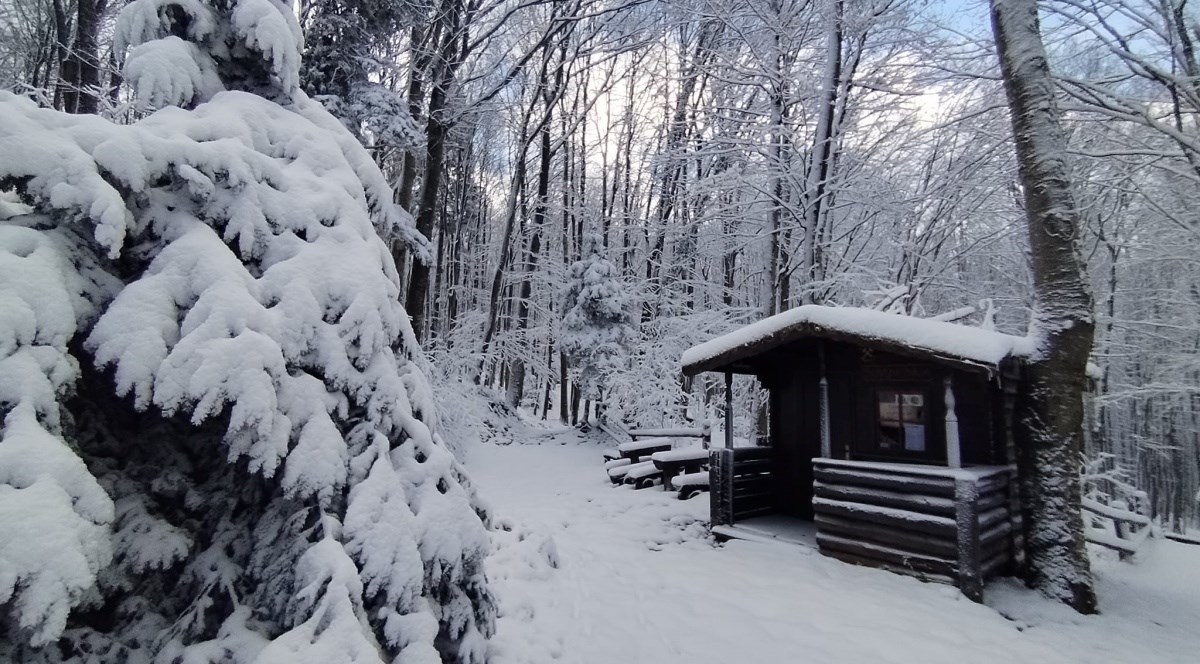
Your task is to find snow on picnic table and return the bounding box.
[467,426,1199,664]
[650,447,709,463]
[616,437,675,453]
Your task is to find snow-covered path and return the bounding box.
[466,428,1198,664]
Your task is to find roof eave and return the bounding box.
[682,323,1011,377]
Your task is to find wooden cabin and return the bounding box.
[681,305,1033,601]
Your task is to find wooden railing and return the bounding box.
[710,447,773,527]
[812,459,1017,602]
[1082,497,1151,558]
[1080,457,1153,558]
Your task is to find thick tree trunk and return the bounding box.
[56,0,107,114]
[398,26,429,213]
[990,0,1098,614]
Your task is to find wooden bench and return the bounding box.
[607,460,634,485]
[671,471,710,500]
[623,461,661,489]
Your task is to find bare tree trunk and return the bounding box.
[398,25,431,212]
[508,39,566,407]
[559,352,570,424]
[570,382,581,426]
[50,0,70,110]
[478,128,531,381]
[406,0,464,342]
[643,21,719,322]
[800,0,843,305]
[990,0,1098,614]
[55,0,108,114]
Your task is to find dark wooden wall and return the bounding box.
[763,342,822,519]
[744,339,1015,522]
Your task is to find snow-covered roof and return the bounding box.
[681,305,1034,375]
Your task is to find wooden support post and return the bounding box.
[955,477,983,602]
[819,341,832,458]
[710,448,735,526]
[724,371,733,450]
[944,376,961,469]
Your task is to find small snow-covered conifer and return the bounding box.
[0,0,494,661]
[559,233,636,400]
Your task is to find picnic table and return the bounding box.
[601,437,675,464]
[651,448,709,493]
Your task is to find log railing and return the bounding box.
[1082,497,1152,558]
[812,459,1016,602]
[710,447,773,527]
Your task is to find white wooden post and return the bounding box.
[724,371,734,449]
[818,342,831,458]
[944,375,961,468]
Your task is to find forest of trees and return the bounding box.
[1,0,1198,651]
[3,0,1197,533]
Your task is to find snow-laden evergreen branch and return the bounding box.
[0,0,491,660]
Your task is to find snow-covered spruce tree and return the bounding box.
[559,233,635,403]
[0,0,495,661]
[300,0,421,148]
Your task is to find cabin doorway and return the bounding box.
[770,374,822,520]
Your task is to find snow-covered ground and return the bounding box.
[466,425,1199,664]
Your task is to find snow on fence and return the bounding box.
[811,459,1017,602]
[597,413,710,445]
[1080,455,1153,558]
[598,417,630,443]
[1082,498,1152,557]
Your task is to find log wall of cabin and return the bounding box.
[812,459,1017,601]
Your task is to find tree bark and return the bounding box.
[990,0,1098,614]
[800,0,843,306]
[406,0,464,342]
[57,0,107,114]
[507,38,564,407]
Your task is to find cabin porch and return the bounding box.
[711,514,819,549]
